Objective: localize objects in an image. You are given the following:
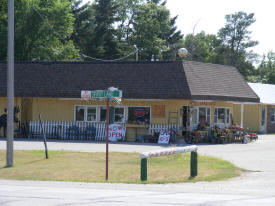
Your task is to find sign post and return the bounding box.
[81,88,122,181]
[106,97,110,180]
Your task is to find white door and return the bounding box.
[261,106,266,133]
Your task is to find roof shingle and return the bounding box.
[0,61,259,102]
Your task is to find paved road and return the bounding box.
[0,135,275,205]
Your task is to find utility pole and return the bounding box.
[6,0,14,167]
[134,45,138,61]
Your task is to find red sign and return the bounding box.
[134,109,146,117]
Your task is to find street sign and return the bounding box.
[91,90,122,98]
[80,88,122,181]
[81,90,122,99]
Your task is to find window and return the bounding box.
[75,106,97,122]
[271,108,275,122]
[100,107,125,123]
[100,107,107,122]
[191,107,210,125]
[199,107,210,125]
[127,107,150,124]
[114,107,124,123]
[75,106,85,121]
[191,108,198,125]
[87,107,96,121]
[214,108,230,124]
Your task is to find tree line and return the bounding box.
[0,0,274,83]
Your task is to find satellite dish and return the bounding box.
[178,48,188,58]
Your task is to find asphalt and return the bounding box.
[0,135,275,205]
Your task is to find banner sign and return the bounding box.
[158,130,170,144]
[140,145,198,159]
[109,124,126,142]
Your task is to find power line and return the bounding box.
[81,49,138,62]
[31,3,139,62]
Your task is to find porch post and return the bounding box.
[241,103,244,128]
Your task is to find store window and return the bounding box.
[191,107,210,125]
[75,106,85,121]
[75,106,97,122]
[199,107,211,126]
[100,107,107,122]
[214,108,230,124]
[114,107,124,122]
[191,108,198,125]
[100,107,125,123]
[87,107,97,121]
[270,108,275,122]
[127,107,150,124]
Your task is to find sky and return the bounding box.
[84,0,275,56]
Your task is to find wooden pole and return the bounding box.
[105,97,110,180]
[39,114,48,159]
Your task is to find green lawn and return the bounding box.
[0,150,244,183]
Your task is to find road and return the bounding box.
[0,135,275,205]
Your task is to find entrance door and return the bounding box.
[182,106,190,132]
[261,106,266,133]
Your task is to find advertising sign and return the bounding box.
[109,124,126,142]
[158,130,170,144]
[81,90,91,100]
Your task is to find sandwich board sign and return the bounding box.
[158,130,170,144]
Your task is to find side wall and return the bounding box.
[243,104,260,132]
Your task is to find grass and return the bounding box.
[0,150,244,183]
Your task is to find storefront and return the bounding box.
[0,61,259,140]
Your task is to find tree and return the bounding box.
[84,0,121,59]
[0,0,79,61]
[251,51,275,83]
[70,0,96,55]
[183,31,222,63]
[217,11,258,76]
[130,1,182,60]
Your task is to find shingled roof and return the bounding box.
[0,61,259,102]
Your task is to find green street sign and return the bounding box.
[81,90,122,99]
[91,90,122,98]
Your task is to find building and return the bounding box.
[241,83,275,133]
[0,61,259,140]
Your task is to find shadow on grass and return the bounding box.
[0,158,47,170]
[188,176,196,180]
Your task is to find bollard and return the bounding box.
[140,158,147,181]
[190,151,198,177]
